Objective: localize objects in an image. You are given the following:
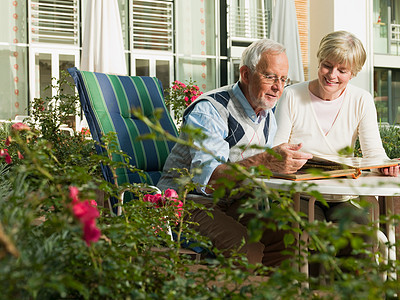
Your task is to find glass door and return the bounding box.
[29,48,80,127]
[132,54,173,92]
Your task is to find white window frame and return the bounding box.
[131,52,173,84]
[29,45,80,127]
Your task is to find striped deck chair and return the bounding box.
[68,67,178,215]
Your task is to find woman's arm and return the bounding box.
[357,92,399,176]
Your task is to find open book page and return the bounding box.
[271,155,399,181]
[308,155,400,170]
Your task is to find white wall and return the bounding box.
[309,0,373,93]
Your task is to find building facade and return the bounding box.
[373,0,400,124]
[308,0,400,125]
[1,0,277,121]
[1,0,399,126]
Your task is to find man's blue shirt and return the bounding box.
[184,82,277,194]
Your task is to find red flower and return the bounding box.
[83,219,101,246]
[164,188,178,199]
[73,200,99,224]
[12,122,30,131]
[0,149,12,164]
[81,127,90,136]
[143,193,164,207]
[69,186,101,247]
[170,198,183,218]
[143,189,183,218]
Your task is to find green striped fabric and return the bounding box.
[68,67,178,209]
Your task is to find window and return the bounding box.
[228,0,271,41]
[30,0,79,45]
[28,0,80,104]
[131,0,173,51]
[373,0,400,55]
[0,46,29,120]
[129,0,174,89]
[175,0,218,91]
[0,1,28,120]
[374,67,400,124]
[133,55,173,91]
[226,0,272,83]
[0,0,274,120]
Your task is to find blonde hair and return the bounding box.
[317,31,366,76]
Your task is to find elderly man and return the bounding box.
[157,39,312,267]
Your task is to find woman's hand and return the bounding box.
[379,159,400,177]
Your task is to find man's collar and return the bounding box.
[233,82,270,123]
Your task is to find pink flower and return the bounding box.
[73,200,99,223]
[143,194,155,203]
[170,198,183,218]
[69,186,79,204]
[81,128,90,136]
[69,186,101,247]
[17,151,23,159]
[83,219,101,246]
[12,122,30,131]
[143,194,164,206]
[0,149,12,164]
[164,188,178,199]
[143,189,183,219]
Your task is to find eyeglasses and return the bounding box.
[257,71,291,86]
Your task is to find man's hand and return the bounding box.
[266,143,313,174]
[206,143,312,193]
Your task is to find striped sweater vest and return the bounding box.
[157,85,271,192]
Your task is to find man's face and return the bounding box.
[242,52,289,115]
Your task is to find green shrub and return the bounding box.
[0,77,399,299]
[354,124,400,158]
[379,125,400,158]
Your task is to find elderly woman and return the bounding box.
[274,30,399,177]
[273,31,399,272]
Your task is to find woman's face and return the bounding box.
[317,59,352,100]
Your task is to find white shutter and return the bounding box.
[29,0,79,45]
[132,0,173,51]
[228,0,271,41]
